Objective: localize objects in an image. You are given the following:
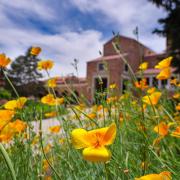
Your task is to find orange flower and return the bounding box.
[71,123,116,162]
[139,62,148,70]
[171,126,180,138]
[155,56,172,69]
[30,47,41,56]
[135,78,148,90]
[0,53,11,68]
[173,93,180,99]
[87,113,96,119]
[12,119,27,133]
[156,67,171,80]
[0,119,26,142]
[47,77,58,88]
[38,60,54,70]
[41,94,63,106]
[135,171,171,180]
[154,122,169,136]
[147,87,156,94]
[142,92,161,105]
[0,110,15,130]
[49,125,61,133]
[170,78,178,86]
[109,83,117,89]
[45,111,57,118]
[176,103,180,111]
[4,97,27,110]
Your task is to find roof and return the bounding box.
[104,35,155,54]
[136,67,176,75]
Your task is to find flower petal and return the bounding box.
[102,123,116,146]
[71,129,89,149]
[82,147,111,162]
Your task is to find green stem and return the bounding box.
[0,143,16,180]
[39,115,62,180]
[3,70,19,98]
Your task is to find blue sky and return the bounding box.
[0,0,166,77]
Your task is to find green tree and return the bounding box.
[149,0,180,71]
[8,47,43,86]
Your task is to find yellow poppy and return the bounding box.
[142,92,161,105]
[30,47,41,56]
[0,110,15,130]
[4,97,27,110]
[139,62,148,70]
[0,53,11,68]
[156,67,171,80]
[171,126,180,138]
[71,123,116,162]
[49,125,61,133]
[37,60,54,70]
[154,122,169,136]
[135,78,148,90]
[109,83,117,89]
[47,77,58,88]
[155,56,172,69]
[173,93,180,99]
[135,171,171,180]
[41,94,56,106]
[11,119,27,133]
[175,103,180,111]
[170,78,178,86]
[45,111,57,118]
[147,87,156,94]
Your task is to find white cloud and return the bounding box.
[71,0,166,52]
[0,0,167,78]
[0,27,104,77]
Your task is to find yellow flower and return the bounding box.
[171,126,180,138]
[142,92,161,105]
[155,56,172,69]
[71,123,116,162]
[156,67,171,80]
[135,78,148,90]
[4,97,27,110]
[0,53,11,68]
[47,77,58,88]
[109,83,117,89]
[173,93,180,99]
[135,171,171,180]
[45,111,57,118]
[154,122,169,136]
[87,113,96,119]
[147,87,156,94]
[49,125,61,133]
[41,94,55,105]
[37,60,54,70]
[170,78,178,86]
[0,119,26,142]
[30,47,41,56]
[176,103,180,111]
[139,62,148,70]
[0,110,14,130]
[11,119,27,133]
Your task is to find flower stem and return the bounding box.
[0,143,16,180]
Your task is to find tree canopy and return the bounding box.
[8,47,43,86]
[149,0,180,71]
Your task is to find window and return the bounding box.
[161,80,167,89]
[124,64,128,72]
[152,77,158,87]
[98,63,105,71]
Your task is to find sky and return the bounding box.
[0,0,166,77]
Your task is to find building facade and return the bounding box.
[56,35,179,103]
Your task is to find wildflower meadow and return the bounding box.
[0,43,180,180]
